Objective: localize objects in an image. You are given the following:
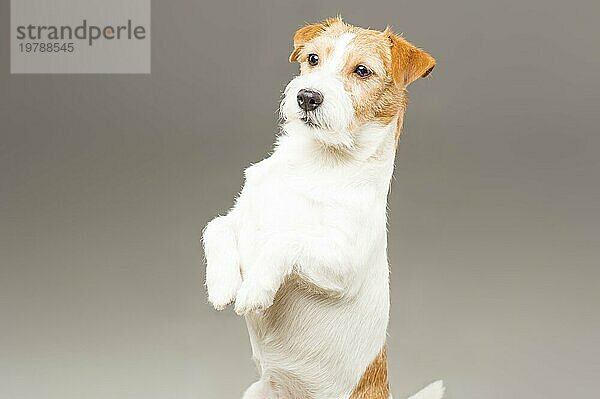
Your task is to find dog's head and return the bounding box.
[281,17,435,149]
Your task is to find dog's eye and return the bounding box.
[354,65,372,78]
[307,54,319,66]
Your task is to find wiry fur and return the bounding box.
[202,17,441,399]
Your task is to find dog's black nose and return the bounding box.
[297,89,323,111]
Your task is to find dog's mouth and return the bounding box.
[300,113,320,128]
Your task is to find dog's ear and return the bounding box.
[386,29,436,87]
[289,17,342,62]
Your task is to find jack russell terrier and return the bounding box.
[203,17,444,399]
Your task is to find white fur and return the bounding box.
[326,33,356,72]
[203,33,443,399]
[203,215,243,310]
[407,381,446,399]
[280,34,356,147]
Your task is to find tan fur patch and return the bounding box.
[349,346,390,399]
[289,17,343,62]
[386,29,436,86]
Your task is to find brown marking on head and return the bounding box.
[349,346,390,399]
[289,17,344,62]
[288,18,435,144]
[385,28,435,141]
[385,28,436,87]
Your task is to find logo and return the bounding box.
[11,0,151,74]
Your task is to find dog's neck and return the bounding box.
[277,119,398,172]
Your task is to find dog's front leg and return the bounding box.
[203,212,242,310]
[293,228,366,298]
[234,235,296,315]
[234,228,367,314]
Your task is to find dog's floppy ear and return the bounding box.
[289,17,341,62]
[386,28,436,86]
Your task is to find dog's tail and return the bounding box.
[406,380,445,399]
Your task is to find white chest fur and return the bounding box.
[204,121,398,398]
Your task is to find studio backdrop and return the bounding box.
[1,1,599,398]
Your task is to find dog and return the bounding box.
[202,17,443,399]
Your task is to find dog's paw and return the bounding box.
[234,280,276,316]
[203,215,242,310]
[207,275,242,311]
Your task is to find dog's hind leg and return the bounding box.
[242,380,277,399]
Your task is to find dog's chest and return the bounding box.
[236,157,373,264]
[244,159,362,228]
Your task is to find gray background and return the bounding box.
[1,1,599,398]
